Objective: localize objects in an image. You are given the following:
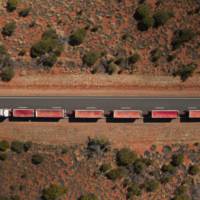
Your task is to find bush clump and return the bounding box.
[174,63,197,81]
[133,159,145,174]
[145,179,160,192]
[116,148,138,166]
[172,29,195,50]
[127,183,141,198]
[19,7,31,17]
[188,164,199,175]
[78,193,98,200]
[0,140,9,151]
[42,184,67,200]
[106,167,125,181]
[128,53,140,65]
[6,0,19,12]
[106,62,119,75]
[31,28,64,67]
[0,153,7,161]
[172,185,190,200]
[135,3,151,20]
[11,141,24,154]
[150,48,162,62]
[171,153,184,167]
[69,28,86,46]
[153,10,173,27]
[23,141,32,152]
[82,52,100,67]
[32,154,44,165]
[161,164,176,174]
[2,21,16,37]
[1,66,15,82]
[138,15,154,31]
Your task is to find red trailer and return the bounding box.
[189,110,200,118]
[75,110,104,118]
[13,109,34,118]
[152,110,179,119]
[113,110,142,119]
[35,109,64,118]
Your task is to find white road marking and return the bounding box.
[121,107,131,109]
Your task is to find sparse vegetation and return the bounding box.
[19,7,31,17]
[82,52,100,67]
[128,53,140,65]
[106,167,125,181]
[171,153,184,167]
[1,66,15,82]
[188,164,199,175]
[145,179,160,192]
[127,183,141,197]
[0,152,7,161]
[150,48,162,62]
[42,184,67,200]
[133,159,145,174]
[2,21,16,37]
[100,163,112,173]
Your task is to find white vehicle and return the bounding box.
[0,109,10,118]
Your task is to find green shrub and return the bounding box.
[127,183,141,197]
[78,193,98,200]
[161,164,176,174]
[116,148,138,166]
[23,141,32,152]
[11,141,24,154]
[153,10,173,27]
[135,3,151,20]
[171,153,184,167]
[0,153,7,161]
[172,194,190,200]
[160,174,172,184]
[82,52,100,67]
[145,179,159,192]
[100,163,112,173]
[106,167,125,181]
[31,28,64,67]
[138,16,154,31]
[32,154,44,165]
[6,0,19,12]
[188,164,199,175]
[150,48,162,62]
[172,29,195,50]
[69,28,86,46]
[128,53,140,64]
[174,63,197,81]
[133,159,145,174]
[2,21,16,37]
[106,62,119,75]
[0,140,9,151]
[42,184,67,200]
[1,66,15,82]
[19,7,31,17]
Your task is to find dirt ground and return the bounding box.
[0,74,200,96]
[0,121,199,153]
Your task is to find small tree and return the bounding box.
[11,141,24,154]
[1,66,15,82]
[145,179,159,192]
[42,184,67,200]
[138,16,154,31]
[0,153,7,161]
[2,21,16,37]
[69,28,86,46]
[161,164,176,174]
[135,3,151,20]
[150,48,162,62]
[133,159,145,174]
[106,167,125,181]
[106,62,119,75]
[127,183,141,197]
[6,0,19,12]
[100,163,112,173]
[32,154,44,165]
[128,53,140,65]
[116,148,138,166]
[172,29,195,50]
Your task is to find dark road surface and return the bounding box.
[0,96,199,113]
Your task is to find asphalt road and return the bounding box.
[0,96,199,113]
